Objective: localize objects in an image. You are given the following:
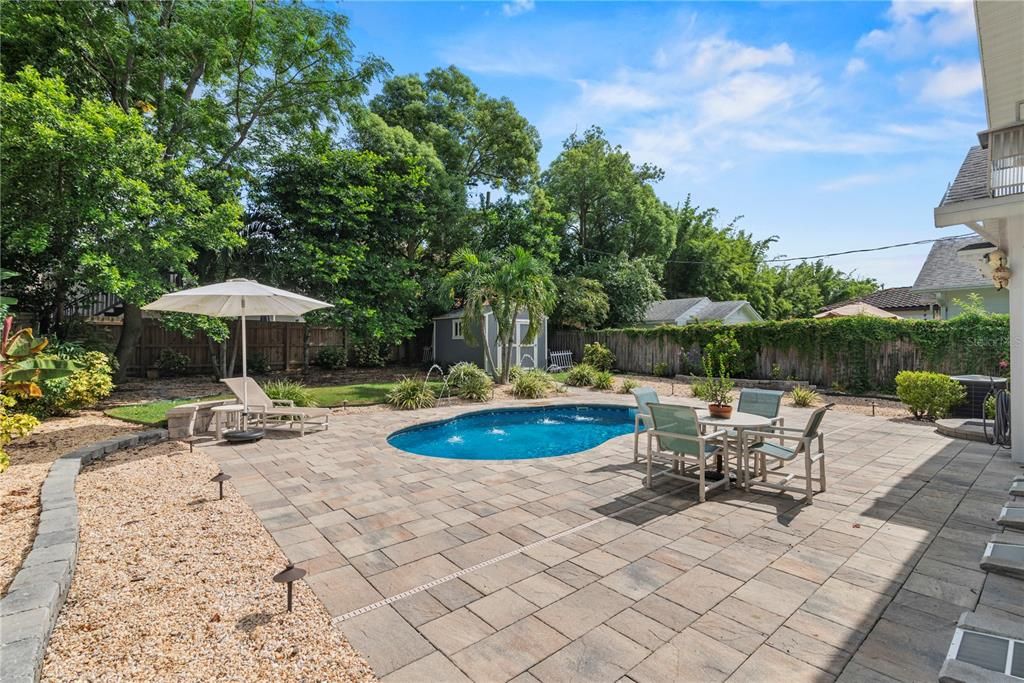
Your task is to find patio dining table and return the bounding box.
[694,408,772,489]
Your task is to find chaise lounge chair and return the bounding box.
[221,377,331,436]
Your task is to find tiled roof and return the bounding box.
[940,146,990,206]
[913,236,992,291]
[820,286,934,313]
[644,297,707,323]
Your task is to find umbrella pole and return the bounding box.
[241,300,248,428]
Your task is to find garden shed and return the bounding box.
[431,306,548,373]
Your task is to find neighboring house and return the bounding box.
[642,297,763,326]
[912,236,1010,319]
[431,306,548,373]
[817,286,937,320]
[813,302,900,319]
[931,0,1023,464]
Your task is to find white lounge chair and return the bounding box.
[221,377,330,435]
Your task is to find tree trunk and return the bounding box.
[479,317,497,381]
[302,323,310,371]
[206,336,222,380]
[114,303,143,382]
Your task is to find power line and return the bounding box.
[577,233,977,266]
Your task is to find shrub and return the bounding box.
[564,363,597,387]
[315,346,347,370]
[895,371,966,420]
[354,341,387,368]
[31,351,115,417]
[387,378,436,410]
[248,352,272,375]
[984,394,996,419]
[591,371,614,390]
[652,362,671,378]
[156,348,189,376]
[790,386,819,407]
[1,394,39,473]
[692,376,734,405]
[447,362,487,391]
[582,342,615,372]
[458,372,493,402]
[506,365,523,383]
[262,380,318,407]
[618,378,640,394]
[511,370,553,399]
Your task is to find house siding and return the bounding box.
[432,317,484,368]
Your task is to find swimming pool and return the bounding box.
[387,404,638,460]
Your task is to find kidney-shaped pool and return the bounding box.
[387,404,638,460]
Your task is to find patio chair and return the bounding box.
[221,377,331,436]
[645,404,729,502]
[631,387,659,463]
[740,403,834,505]
[735,388,785,468]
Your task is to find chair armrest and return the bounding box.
[703,428,729,440]
[744,429,810,443]
[272,399,295,407]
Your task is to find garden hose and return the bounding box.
[983,386,1011,448]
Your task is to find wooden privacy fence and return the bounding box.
[551,328,1000,390]
[112,319,347,374]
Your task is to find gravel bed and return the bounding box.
[42,440,375,682]
[0,411,143,596]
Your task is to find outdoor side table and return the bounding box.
[695,409,772,489]
[211,404,245,439]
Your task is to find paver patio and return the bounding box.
[203,389,1023,682]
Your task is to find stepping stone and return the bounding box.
[997,506,1024,532]
[939,611,1024,683]
[979,532,1024,580]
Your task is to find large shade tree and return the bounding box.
[0,68,241,356]
[440,247,556,383]
[1,0,385,375]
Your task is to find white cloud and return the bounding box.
[844,58,867,77]
[502,0,535,18]
[818,173,885,192]
[857,0,975,57]
[919,61,983,102]
[575,79,663,111]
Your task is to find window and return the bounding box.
[452,320,464,339]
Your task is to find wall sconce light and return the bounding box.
[986,250,1011,290]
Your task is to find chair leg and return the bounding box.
[804,453,814,505]
[698,458,706,502]
[818,453,827,493]
[633,428,640,464]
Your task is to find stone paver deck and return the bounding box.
[203,390,1024,682]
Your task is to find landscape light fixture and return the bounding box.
[210,471,231,500]
[273,563,307,612]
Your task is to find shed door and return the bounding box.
[516,321,538,369]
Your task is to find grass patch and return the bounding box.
[105,397,225,427]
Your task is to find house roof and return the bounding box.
[644,297,762,324]
[913,236,992,291]
[814,303,901,319]
[940,146,990,206]
[820,286,933,313]
[643,297,707,323]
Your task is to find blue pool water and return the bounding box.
[388,405,638,460]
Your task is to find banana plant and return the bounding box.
[1,317,79,398]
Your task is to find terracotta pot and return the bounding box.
[708,403,733,419]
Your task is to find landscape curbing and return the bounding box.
[0,429,167,683]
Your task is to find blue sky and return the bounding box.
[340,0,984,286]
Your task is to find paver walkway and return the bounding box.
[203,390,1022,682]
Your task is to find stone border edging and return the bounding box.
[0,429,167,683]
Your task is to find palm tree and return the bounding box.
[440,246,556,384]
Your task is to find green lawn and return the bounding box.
[104,380,448,426]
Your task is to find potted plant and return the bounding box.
[693,332,738,418]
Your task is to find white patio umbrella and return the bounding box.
[143,279,332,427]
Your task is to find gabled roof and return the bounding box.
[820,286,933,313]
[940,146,989,206]
[644,297,707,323]
[644,297,762,324]
[913,236,992,291]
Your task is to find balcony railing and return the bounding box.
[990,123,1024,197]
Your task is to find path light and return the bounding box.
[211,471,231,500]
[273,563,307,612]
[870,401,877,417]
